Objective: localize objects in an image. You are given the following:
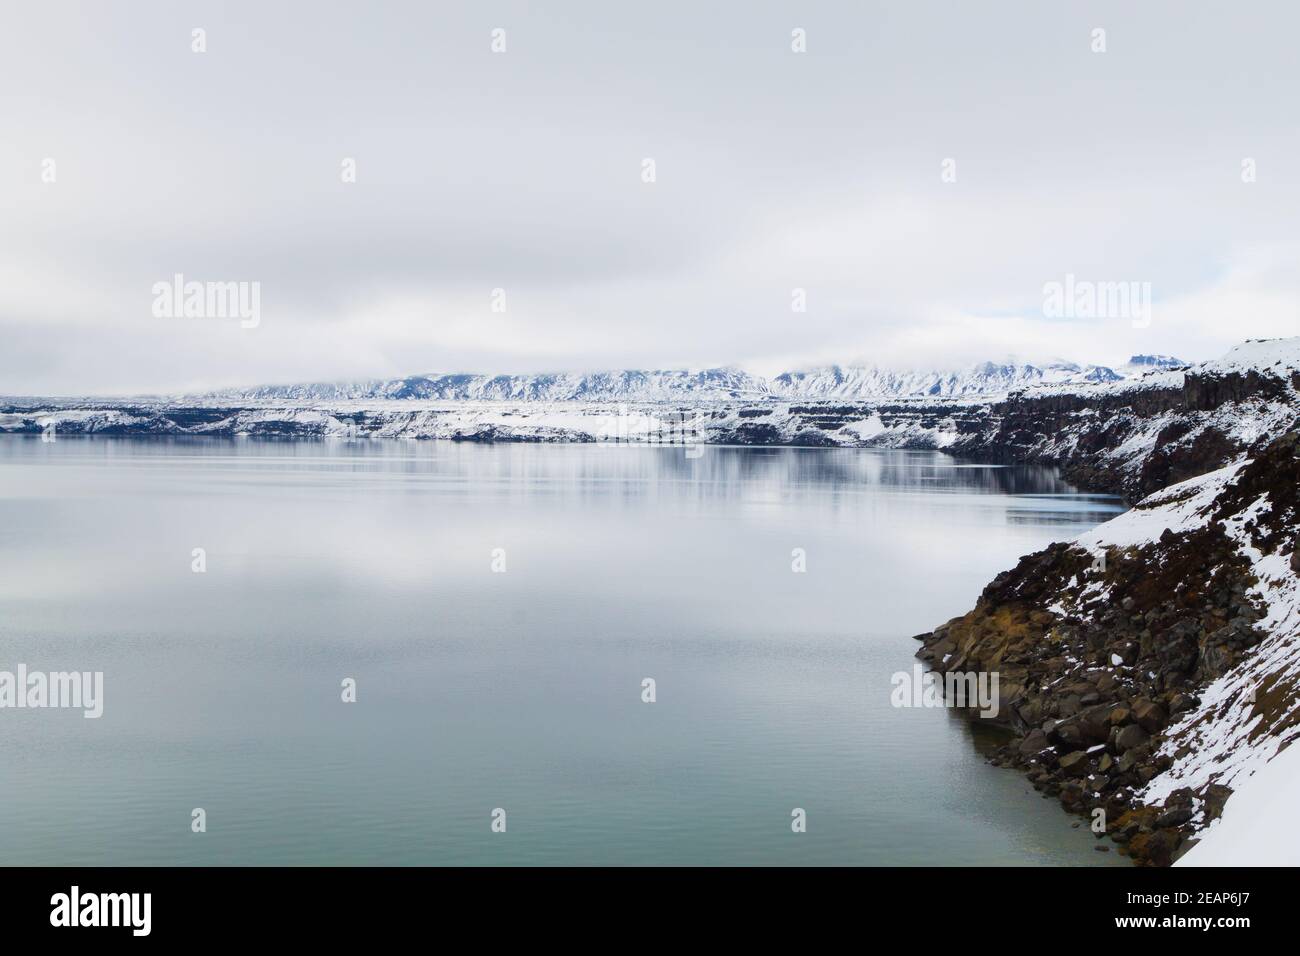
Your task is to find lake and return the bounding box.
[0,436,1129,865]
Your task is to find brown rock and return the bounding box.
[1017,699,1044,727]
[1129,828,1182,867]
[1115,723,1150,752]
[1058,751,1090,776]
[1018,729,1049,757]
[1132,699,1168,733]
[1059,784,1085,808]
[1054,720,1086,747]
[1202,783,1233,822]
[1077,706,1112,743]
[1155,807,1194,828]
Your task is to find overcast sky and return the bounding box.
[2,1,1297,395]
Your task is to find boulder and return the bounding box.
[1016,698,1044,727]
[1154,807,1194,829]
[1077,706,1112,743]
[1058,784,1085,808]
[1202,783,1233,822]
[1132,699,1168,733]
[1130,829,1182,867]
[1058,751,1090,776]
[1114,724,1150,752]
[1018,729,1049,757]
[1053,720,1086,747]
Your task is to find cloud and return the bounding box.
[1,0,1297,394]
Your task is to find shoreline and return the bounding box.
[915,430,1299,865]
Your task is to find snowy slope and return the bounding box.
[1130,473,1300,803]
[1075,437,1300,859]
[1177,739,1300,866]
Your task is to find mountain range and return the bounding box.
[209,355,1187,403]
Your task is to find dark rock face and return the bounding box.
[953,362,1300,500]
[913,430,1300,865]
[1136,426,1242,499]
[1184,366,1293,410]
[728,422,785,444]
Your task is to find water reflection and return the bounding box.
[0,436,1128,866]
[0,435,1123,516]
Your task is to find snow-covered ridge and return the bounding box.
[1212,336,1300,375]
[205,355,1185,404]
[1016,337,1297,401]
[214,368,774,403]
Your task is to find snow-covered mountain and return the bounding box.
[216,368,772,403]
[1120,353,1187,375]
[772,360,1126,399]
[210,356,1182,403]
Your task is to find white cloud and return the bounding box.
[1,1,1297,394]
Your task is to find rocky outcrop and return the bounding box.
[914,430,1300,865]
[952,344,1300,500]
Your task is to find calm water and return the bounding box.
[0,437,1128,865]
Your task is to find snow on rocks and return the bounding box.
[913,427,1300,864]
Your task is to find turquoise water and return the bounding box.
[0,437,1127,865]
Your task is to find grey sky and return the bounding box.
[2,0,1297,395]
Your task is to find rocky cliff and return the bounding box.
[952,340,1300,500]
[915,428,1300,864]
